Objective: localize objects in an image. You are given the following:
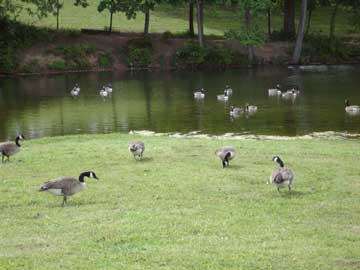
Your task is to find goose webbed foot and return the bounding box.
[62,196,67,207]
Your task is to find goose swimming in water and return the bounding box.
[268,84,282,96]
[99,87,109,97]
[217,91,229,101]
[194,88,205,99]
[245,103,257,113]
[105,83,113,94]
[224,85,233,96]
[229,105,243,116]
[70,84,80,97]
[345,99,360,113]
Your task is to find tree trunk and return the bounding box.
[267,8,271,37]
[329,2,339,40]
[283,0,295,38]
[109,10,113,33]
[189,1,194,38]
[292,0,307,64]
[245,7,254,65]
[196,0,204,47]
[305,8,312,35]
[56,0,59,30]
[144,9,150,34]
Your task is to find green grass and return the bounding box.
[17,1,356,36]
[0,133,359,269]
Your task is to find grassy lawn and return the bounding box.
[17,1,355,35]
[0,133,359,269]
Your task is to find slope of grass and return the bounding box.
[17,1,356,35]
[0,133,359,269]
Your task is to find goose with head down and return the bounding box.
[215,146,236,168]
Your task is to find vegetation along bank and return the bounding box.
[1,1,360,75]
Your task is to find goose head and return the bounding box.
[272,156,284,167]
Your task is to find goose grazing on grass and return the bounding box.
[245,103,257,113]
[129,141,145,160]
[217,91,229,101]
[224,85,233,96]
[99,87,109,97]
[215,146,236,168]
[105,83,113,94]
[70,84,80,97]
[194,88,205,99]
[229,105,243,116]
[269,156,294,192]
[0,134,25,163]
[345,99,360,112]
[268,84,281,96]
[39,171,99,206]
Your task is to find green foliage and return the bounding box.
[47,60,66,70]
[175,42,247,68]
[21,59,42,73]
[98,52,113,67]
[122,38,153,68]
[53,44,95,69]
[301,33,350,63]
[225,27,264,47]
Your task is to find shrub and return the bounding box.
[126,37,152,52]
[53,44,95,69]
[98,52,113,68]
[127,48,152,68]
[175,42,208,66]
[21,59,42,73]
[205,46,234,65]
[48,60,66,70]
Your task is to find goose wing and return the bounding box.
[0,142,19,156]
[216,147,235,160]
[40,177,79,194]
[271,168,293,183]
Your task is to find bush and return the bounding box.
[98,52,113,68]
[204,46,234,65]
[53,44,95,69]
[175,42,208,66]
[48,60,66,70]
[301,34,350,63]
[21,59,42,73]
[127,48,152,68]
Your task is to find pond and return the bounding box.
[0,65,360,140]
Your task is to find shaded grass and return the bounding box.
[17,1,356,36]
[0,134,359,269]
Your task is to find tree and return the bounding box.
[196,0,204,46]
[292,0,307,64]
[283,0,295,38]
[305,0,316,34]
[97,0,117,33]
[189,0,194,37]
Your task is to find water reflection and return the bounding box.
[0,66,360,140]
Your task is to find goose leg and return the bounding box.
[222,160,226,168]
[288,185,291,192]
[1,154,4,163]
[277,186,280,192]
[62,196,67,206]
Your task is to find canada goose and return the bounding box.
[229,105,243,116]
[345,99,360,112]
[194,88,205,99]
[105,83,113,94]
[245,103,257,113]
[39,171,99,206]
[129,141,145,160]
[215,146,236,168]
[287,85,300,95]
[268,84,281,96]
[217,91,229,101]
[269,156,294,192]
[99,87,109,97]
[224,85,233,96]
[0,134,25,163]
[70,84,80,97]
[281,90,298,99]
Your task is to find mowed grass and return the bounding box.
[0,133,359,269]
[17,0,355,35]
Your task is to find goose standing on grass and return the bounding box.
[70,84,80,97]
[215,146,236,168]
[229,105,243,116]
[99,86,109,97]
[245,103,257,113]
[217,91,229,101]
[105,83,113,94]
[194,88,205,99]
[0,134,25,163]
[345,99,360,112]
[268,84,282,96]
[39,171,99,206]
[129,141,145,160]
[269,156,294,192]
[224,85,233,96]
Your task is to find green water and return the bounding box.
[0,66,359,140]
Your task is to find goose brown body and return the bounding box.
[0,135,25,162]
[270,156,294,192]
[129,141,145,160]
[215,146,236,168]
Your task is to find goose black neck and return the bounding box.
[277,158,284,167]
[15,137,21,147]
[345,100,350,107]
[79,172,90,182]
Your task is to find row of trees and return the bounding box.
[0,0,359,64]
